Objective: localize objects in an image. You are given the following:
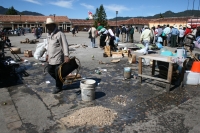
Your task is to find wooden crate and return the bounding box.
[24,50,33,57]
[111,51,123,58]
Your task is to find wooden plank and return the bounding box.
[152,60,156,76]
[138,74,170,83]
[138,57,142,83]
[167,63,173,82]
[139,54,173,63]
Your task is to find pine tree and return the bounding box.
[94,5,107,28]
[5,6,18,15]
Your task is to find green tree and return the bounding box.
[93,4,107,28]
[5,6,18,15]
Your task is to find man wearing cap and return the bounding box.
[170,25,179,47]
[45,18,70,94]
[140,25,153,55]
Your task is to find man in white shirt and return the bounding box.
[140,25,153,55]
[178,26,185,46]
[163,24,171,46]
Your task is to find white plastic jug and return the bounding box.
[177,48,187,58]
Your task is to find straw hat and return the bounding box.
[45,18,55,25]
[179,26,183,29]
[173,25,178,28]
[187,24,191,28]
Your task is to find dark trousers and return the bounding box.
[47,64,63,88]
[171,35,177,47]
[109,38,115,50]
[178,36,184,46]
[100,34,107,48]
[129,34,134,43]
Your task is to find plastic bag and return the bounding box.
[34,42,46,60]
[156,42,163,49]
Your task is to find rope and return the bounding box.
[58,56,81,85]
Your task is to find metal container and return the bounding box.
[80,79,96,101]
[124,67,131,79]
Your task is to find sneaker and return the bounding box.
[52,87,62,94]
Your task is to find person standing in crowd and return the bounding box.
[150,26,155,44]
[184,24,192,36]
[115,26,120,37]
[105,27,116,50]
[140,25,153,55]
[129,25,135,43]
[121,25,126,43]
[161,25,167,46]
[97,23,103,47]
[98,26,108,49]
[196,26,200,39]
[126,25,130,42]
[157,25,163,44]
[88,25,97,48]
[21,27,25,36]
[45,18,70,94]
[170,25,179,47]
[178,26,185,47]
[154,27,158,42]
[163,24,171,46]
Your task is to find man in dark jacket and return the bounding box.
[129,25,135,43]
[121,25,126,43]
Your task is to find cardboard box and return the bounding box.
[10,47,21,54]
[103,52,111,57]
[24,50,33,57]
[104,46,111,52]
[112,51,123,58]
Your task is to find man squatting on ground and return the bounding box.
[45,18,70,94]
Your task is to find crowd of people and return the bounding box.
[0,35,11,47]
[87,23,134,50]
[87,23,200,55]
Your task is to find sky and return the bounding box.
[1,0,200,19]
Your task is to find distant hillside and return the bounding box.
[0,6,44,16]
[110,10,200,20]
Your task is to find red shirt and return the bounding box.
[184,28,192,35]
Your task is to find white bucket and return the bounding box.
[183,71,200,85]
[80,79,96,101]
[142,58,150,65]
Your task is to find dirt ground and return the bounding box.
[0,32,200,133]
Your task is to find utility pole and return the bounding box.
[116,11,118,28]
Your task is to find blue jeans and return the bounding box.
[143,40,149,54]
[91,37,95,48]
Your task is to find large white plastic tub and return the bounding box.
[183,71,200,85]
